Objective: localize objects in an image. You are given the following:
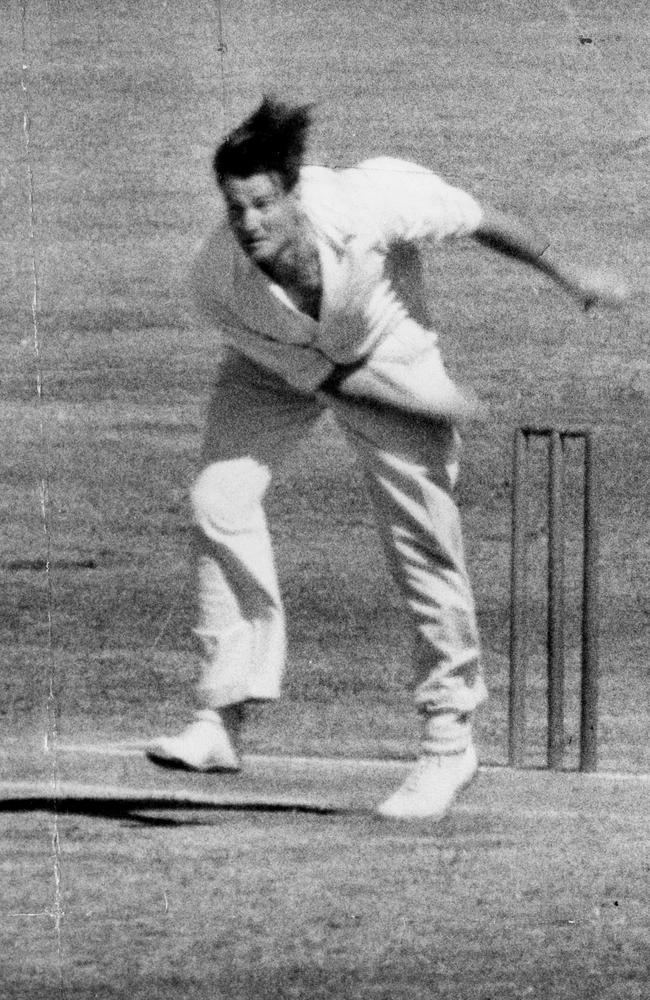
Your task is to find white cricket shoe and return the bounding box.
[376,744,478,820]
[146,709,241,772]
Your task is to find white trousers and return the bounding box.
[191,351,487,753]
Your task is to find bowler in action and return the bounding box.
[146,97,624,819]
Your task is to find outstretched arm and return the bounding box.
[473,206,629,310]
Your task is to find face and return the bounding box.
[221,172,301,268]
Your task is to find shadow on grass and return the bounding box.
[0,794,340,826]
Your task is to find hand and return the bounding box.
[574,268,631,311]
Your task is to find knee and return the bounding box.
[191,458,270,533]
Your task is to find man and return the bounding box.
[146,97,625,819]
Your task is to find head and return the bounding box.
[213,97,312,267]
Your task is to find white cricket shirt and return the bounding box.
[192,157,484,393]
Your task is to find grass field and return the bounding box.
[1,0,648,996]
[1,750,649,1000]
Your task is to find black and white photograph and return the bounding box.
[2,0,648,996]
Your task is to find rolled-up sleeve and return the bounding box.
[345,157,484,246]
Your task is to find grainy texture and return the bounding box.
[1,754,648,999]
[2,0,647,772]
[1,1,648,993]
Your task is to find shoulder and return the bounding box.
[326,158,461,213]
[348,157,446,188]
[298,158,440,204]
[353,156,432,175]
[298,164,342,202]
[298,164,366,244]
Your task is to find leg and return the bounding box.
[331,395,486,816]
[191,458,285,708]
[147,351,323,771]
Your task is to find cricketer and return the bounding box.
[146,97,625,819]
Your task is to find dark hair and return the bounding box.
[213,96,312,192]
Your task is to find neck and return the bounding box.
[259,223,322,321]
[261,227,320,291]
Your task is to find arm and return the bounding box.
[346,158,485,244]
[473,206,629,309]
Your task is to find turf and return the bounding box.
[0,1,648,993]
[1,755,648,1000]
